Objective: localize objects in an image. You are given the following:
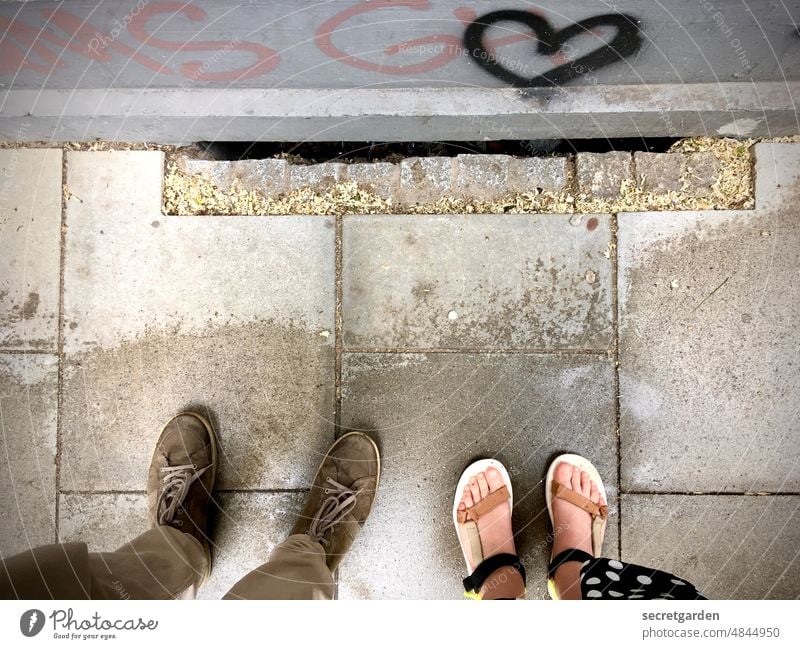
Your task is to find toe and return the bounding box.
[590,482,599,504]
[463,485,474,508]
[469,478,482,503]
[554,461,572,486]
[580,471,590,496]
[476,472,490,499]
[570,465,582,492]
[485,466,505,492]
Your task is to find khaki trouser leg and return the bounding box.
[90,526,208,599]
[223,534,334,600]
[0,526,207,600]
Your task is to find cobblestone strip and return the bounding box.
[175,153,572,205]
[167,140,747,215]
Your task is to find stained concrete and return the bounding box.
[622,495,800,599]
[0,353,58,557]
[58,493,148,552]
[60,325,335,491]
[618,144,800,493]
[338,352,617,599]
[61,151,335,490]
[0,149,62,350]
[199,491,304,599]
[63,151,335,350]
[343,214,613,350]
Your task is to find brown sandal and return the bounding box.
[544,453,608,600]
[453,459,526,599]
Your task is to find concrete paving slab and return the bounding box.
[338,352,617,599]
[199,491,304,600]
[618,144,800,492]
[343,214,613,350]
[58,491,304,600]
[60,328,335,492]
[0,149,62,350]
[0,353,58,557]
[61,151,335,491]
[622,495,800,599]
[58,493,147,553]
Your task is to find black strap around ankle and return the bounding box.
[463,553,527,595]
[548,548,594,579]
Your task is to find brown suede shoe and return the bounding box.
[147,412,217,581]
[291,432,380,570]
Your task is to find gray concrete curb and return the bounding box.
[2,83,798,144]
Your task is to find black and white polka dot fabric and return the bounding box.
[580,558,706,600]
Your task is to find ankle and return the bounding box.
[479,566,525,600]
[554,562,583,600]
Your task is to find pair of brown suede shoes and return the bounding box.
[147,412,380,580]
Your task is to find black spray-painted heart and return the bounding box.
[464,10,642,87]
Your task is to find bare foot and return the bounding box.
[551,461,606,600]
[457,467,523,599]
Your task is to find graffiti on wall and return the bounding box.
[0,0,640,85]
[0,2,279,81]
[464,10,642,87]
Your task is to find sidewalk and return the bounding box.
[0,144,798,599]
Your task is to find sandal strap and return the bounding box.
[456,485,510,523]
[548,548,594,579]
[463,553,527,594]
[551,482,609,519]
[461,520,484,565]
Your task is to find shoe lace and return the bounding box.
[158,463,209,526]
[308,477,362,545]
